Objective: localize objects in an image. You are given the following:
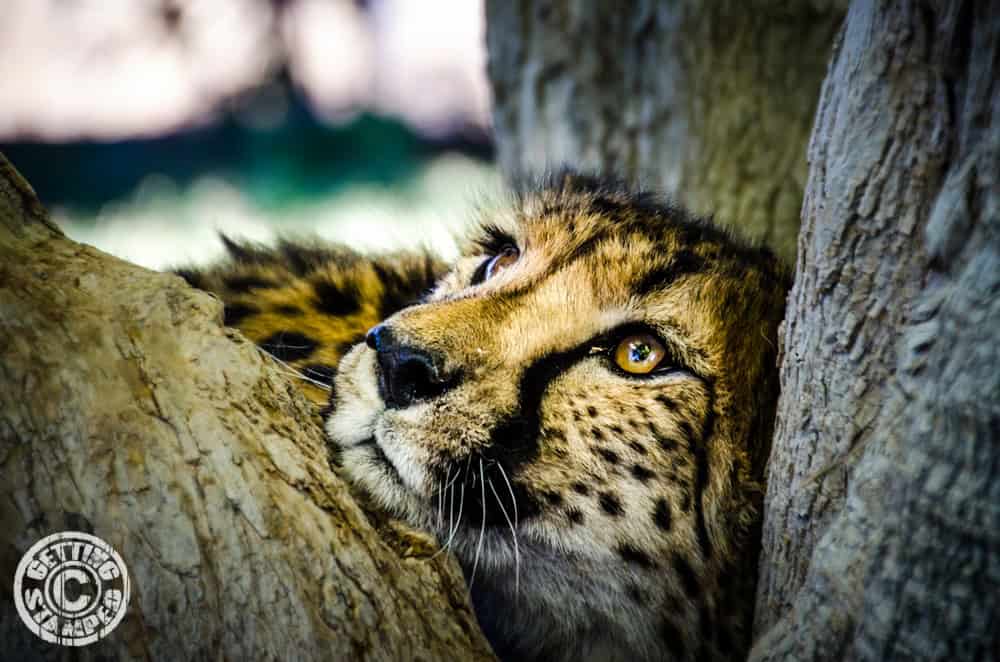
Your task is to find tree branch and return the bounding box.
[0,152,495,661]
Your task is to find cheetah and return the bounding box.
[178,172,790,661]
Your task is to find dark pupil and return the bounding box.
[630,342,651,362]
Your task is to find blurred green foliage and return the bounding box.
[0,93,492,215]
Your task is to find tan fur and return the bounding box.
[180,173,790,662]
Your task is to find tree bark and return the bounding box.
[485,0,844,262]
[0,154,496,661]
[753,0,1000,658]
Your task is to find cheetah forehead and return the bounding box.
[421,173,790,401]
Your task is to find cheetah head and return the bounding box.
[327,173,789,662]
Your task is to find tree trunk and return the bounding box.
[0,154,496,661]
[753,0,1000,658]
[485,0,844,262]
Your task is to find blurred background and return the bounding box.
[0,0,501,269]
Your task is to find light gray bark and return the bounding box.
[753,0,1000,658]
[0,154,496,661]
[485,0,843,262]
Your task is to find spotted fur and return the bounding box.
[176,237,446,405]
[180,172,790,662]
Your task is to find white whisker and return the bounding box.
[469,459,488,590]
[437,467,450,529]
[487,474,520,600]
[496,463,518,532]
[434,474,466,559]
[257,348,333,391]
[431,480,457,560]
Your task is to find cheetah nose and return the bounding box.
[366,324,457,408]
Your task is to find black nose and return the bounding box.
[366,324,457,408]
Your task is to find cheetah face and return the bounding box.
[326,176,787,660]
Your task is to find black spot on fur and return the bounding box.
[312,280,361,316]
[660,619,687,659]
[543,491,563,506]
[653,498,672,531]
[637,249,706,295]
[673,554,700,598]
[597,448,620,465]
[566,508,584,525]
[301,364,337,387]
[658,436,679,452]
[631,464,654,482]
[259,331,319,362]
[681,493,692,513]
[546,426,566,441]
[587,406,598,418]
[572,482,590,496]
[609,424,624,436]
[617,543,655,569]
[224,275,278,292]
[630,441,647,455]
[626,584,645,605]
[591,426,605,441]
[655,393,678,411]
[223,303,259,327]
[599,492,623,517]
[274,304,303,316]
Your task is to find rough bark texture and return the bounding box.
[486,0,844,262]
[0,154,496,661]
[754,0,999,658]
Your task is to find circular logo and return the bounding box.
[13,531,130,646]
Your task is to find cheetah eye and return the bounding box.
[613,333,667,374]
[472,244,520,284]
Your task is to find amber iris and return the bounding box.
[485,244,520,280]
[614,333,666,374]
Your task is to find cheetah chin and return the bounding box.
[323,174,790,662]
